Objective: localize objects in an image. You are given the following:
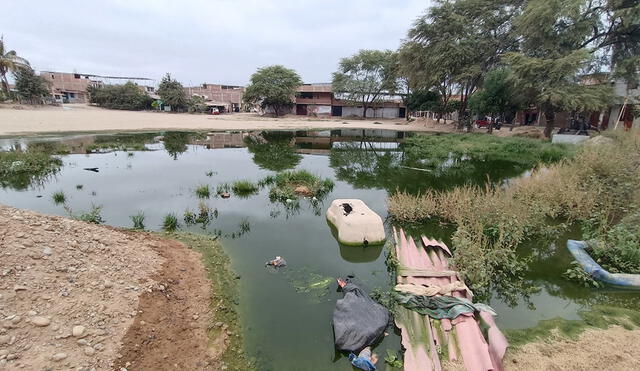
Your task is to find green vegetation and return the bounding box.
[88,82,152,110]
[187,95,208,113]
[86,133,157,152]
[216,182,231,195]
[468,68,525,133]
[506,305,640,348]
[384,349,403,369]
[403,133,572,170]
[13,67,51,104]
[562,262,603,288]
[64,204,105,224]
[195,184,211,199]
[184,202,217,228]
[130,211,145,230]
[287,267,334,303]
[332,49,398,116]
[243,65,302,117]
[75,184,83,190]
[586,212,640,274]
[1,36,30,95]
[205,170,214,177]
[162,213,179,232]
[244,132,302,171]
[157,73,188,112]
[389,131,640,293]
[51,190,66,204]
[172,233,255,370]
[163,131,192,159]
[0,148,63,190]
[232,180,259,197]
[261,170,334,203]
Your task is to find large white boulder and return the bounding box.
[326,199,386,246]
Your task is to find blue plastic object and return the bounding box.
[567,240,640,288]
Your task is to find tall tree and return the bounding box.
[157,73,187,112]
[506,0,619,137]
[0,36,30,95]
[13,67,50,104]
[332,49,398,118]
[400,0,521,122]
[468,68,525,133]
[243,65,302,117]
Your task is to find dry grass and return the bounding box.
[388,130,640,290]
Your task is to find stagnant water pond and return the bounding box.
[2,130,639,370]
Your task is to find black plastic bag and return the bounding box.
[332,283,390,352]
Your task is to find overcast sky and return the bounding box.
[4,0,429,86]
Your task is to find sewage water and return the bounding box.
[1,130,638,370]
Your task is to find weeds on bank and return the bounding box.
[388,131,640,292]
[63,204,105,224]
[162,213,179,232]
[130,211,146,230]
[52,190,66,204]
[232,180,259,197]
[195,184,211,199]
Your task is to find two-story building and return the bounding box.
[40,71,155,103]
[184,83,244,113]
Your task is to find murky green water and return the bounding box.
[1,130,638,370]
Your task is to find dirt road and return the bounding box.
[0,104,454,136]
[0,205,227,370]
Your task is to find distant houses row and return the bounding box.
[37,71,407,118]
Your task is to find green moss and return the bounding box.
[505,305,640,348]
[173,233,255,370]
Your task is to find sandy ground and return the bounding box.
[0,205,222,370]
[0,103,456,136]
[505,326,640,370]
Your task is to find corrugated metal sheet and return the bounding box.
[392,227,508,371]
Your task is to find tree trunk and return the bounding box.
[1,73,10,95]
[543,109,556,138]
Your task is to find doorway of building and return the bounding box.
[331,106,342,117]
[296,104,308,115]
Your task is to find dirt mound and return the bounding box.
[505,326,640,370]
[0,205,219,370]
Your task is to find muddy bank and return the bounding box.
[0,205,248,370]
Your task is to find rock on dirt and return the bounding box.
[0,205,221,370]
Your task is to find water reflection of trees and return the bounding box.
[163,132,191,159]
[329,139,531,194]
[0,143,63,190]
[244,131,302,171]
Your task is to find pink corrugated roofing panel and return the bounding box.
[392,227,506,371]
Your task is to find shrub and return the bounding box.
[162,213,179,232]
[130,211,145,230]
[69,204,104,224]
[195,185,211,199]
[88,82,153,110]
[232,180,259,197]
[51,191,66,204]
[216,183,231,195]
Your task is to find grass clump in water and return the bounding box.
[75,184,83,190]
[162,213,179,232]
[216,182,231,195]
[195,184,211,199]
[262,170,334,203]
[51,191,66,205]
[232,180,259,197]
[0,149,63,190]
[130,211,146,230]
[388,131,640,294]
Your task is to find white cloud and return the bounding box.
[4,0,429,85]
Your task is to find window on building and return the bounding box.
[51,74,55,79]
[297,92,313,99]
[69,93,76,98]
[74,74,80,79]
